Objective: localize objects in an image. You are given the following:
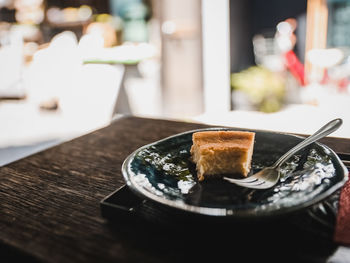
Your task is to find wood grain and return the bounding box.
[0,117,209,262]
[0,116,349,263]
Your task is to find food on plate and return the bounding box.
[190,130,255,181]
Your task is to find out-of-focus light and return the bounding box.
[14,0,44,24]
[307,48,344,68]
[162,21,176,35]
[85,22,117,47]
[14,0,43,9]
[47,7,63,24]
[277,21,293,36]
[275,20,296,52]
[47,5,92,24]
[15,6,44,24]
[63,7,79,23]
[95,13,112,23]
[78,5,92,21]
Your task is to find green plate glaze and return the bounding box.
[122,128,348,219]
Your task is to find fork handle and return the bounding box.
[273,118,343,168]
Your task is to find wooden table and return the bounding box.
[1,116,349,262]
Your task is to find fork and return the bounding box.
[223,118,343,189]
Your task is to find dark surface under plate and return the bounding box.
[121,128,348,219]
[100,184,343,262]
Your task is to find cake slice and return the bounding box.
[190,130,255,181]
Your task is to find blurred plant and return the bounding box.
[231,66,286,113]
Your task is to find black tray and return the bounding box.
[100,184,339,238]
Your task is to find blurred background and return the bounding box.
[1,0,349,165]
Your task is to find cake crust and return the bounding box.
[190,130,255,181]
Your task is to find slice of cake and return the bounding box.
[190,130,255,181]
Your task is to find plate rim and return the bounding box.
[122,127,349,219]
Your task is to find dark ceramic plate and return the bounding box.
[122,128,348,219]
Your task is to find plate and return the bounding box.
[122,128,348,219]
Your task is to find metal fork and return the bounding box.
[223,118,343,189]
